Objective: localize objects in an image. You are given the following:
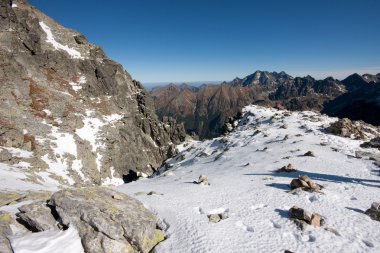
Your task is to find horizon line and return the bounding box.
[140,68,380,86]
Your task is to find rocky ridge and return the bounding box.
[151,71,380,139]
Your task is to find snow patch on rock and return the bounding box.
[39,21,83,60]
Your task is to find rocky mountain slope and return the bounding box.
[0,0,186,190]
[323,74,380,126]
[119,105,380,252]
[151,71,379,139]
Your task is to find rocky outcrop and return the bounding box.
[49,187,164,253]
[0,0,186,187]
[325,118,380,140]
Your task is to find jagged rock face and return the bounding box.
[0,0,186,187]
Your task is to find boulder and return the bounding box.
[303,151,315,157]
[49,187,164,253]
[207,211,229,223]
[288,206,325,230]
[208,214,221,223]
[17,201,57,232]
[194,175,210,186]
[310,214,321,227]
[289,206,312,222]
[277,163,296,173]
[289,175,324,193]
[361,137,380,150]
[365,202,380,222]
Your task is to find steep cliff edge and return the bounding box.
[0,0,186,189]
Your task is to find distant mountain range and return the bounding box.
[151,71,380,139]
[143,81,222,90]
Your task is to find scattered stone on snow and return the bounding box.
[365,202,380,222]
[289,175,324,194]
[324,227,341,236]
[207,212,229,223]
[208,214,221,223]
[281,123,288,129]
[289,206,324,230]
[147,191,163,196]
[252,129,261,136]
[277,163,296,173]
[360,137,380,150]
[303,151,315,157]
[194,175,210,186]
[256,147,268,152]
[355,151,380,167]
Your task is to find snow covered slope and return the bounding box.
[118,105,380,253]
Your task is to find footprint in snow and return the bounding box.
[235,221,254,232]
[250,204,267,210]
[362,240,374,248]
[294,233,316,242]
[308,194,320,203]
[270,219,281,229]
[208,207,228,215]
[194,207,204,214]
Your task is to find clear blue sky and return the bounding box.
[29,0,380,83]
